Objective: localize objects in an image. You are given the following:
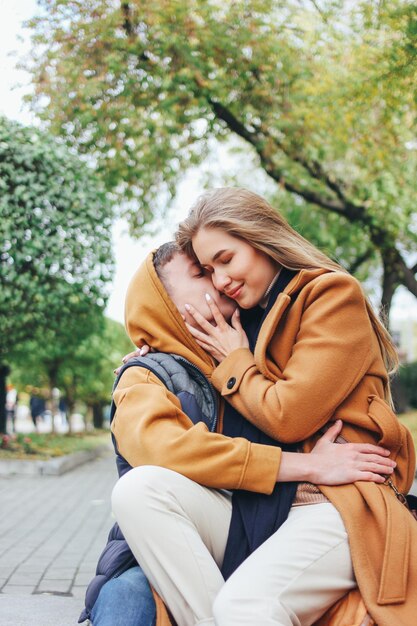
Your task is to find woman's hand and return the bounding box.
[113,345,151,376]
[309,420,396,485]
[184,294,249,362]
[278,420,396,484]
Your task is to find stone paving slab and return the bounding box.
[0,594,84,626]
[0,448,117,624]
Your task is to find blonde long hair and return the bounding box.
[176,187,399,402]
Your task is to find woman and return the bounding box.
[174,187,417,626]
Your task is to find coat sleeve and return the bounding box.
[111,366,281,494]
[211,273,375,443]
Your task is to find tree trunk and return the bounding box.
[0,364,10,435]
[92,402,104,430]
[380,255,401,329]
[47,365,59,434]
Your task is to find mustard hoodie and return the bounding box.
[112,251,282,494]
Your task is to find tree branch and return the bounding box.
[347,248,375,275]
[402,264,417,298]
[208,98,348,213]
[121,2,134,37]
[307,0,329,23]
[252,120,361,213]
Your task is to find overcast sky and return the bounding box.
[1,0,415,324]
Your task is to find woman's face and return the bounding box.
[192,227,279,309]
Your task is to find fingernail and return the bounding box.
[122,357,127,363]
[139,347,145,356]
[185,304,191,311]
[205,293,211,301]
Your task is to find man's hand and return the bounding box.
[278,420,396,484]
[113,345,151,376]
[309,420,396,484]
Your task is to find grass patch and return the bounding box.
[399,410,417,451]
[0,431,110,460]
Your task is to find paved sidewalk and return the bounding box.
[0,448,117,626]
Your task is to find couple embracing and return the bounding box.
[81,188,417,626]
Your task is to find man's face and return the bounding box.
[163,252,237,329]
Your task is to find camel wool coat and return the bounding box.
[211,268,417,626]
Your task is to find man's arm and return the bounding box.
[111,366,281,495]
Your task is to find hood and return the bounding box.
[125,251,214,376]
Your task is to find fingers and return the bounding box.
[185,322,212,343]
[115,348,142,374]
[351,443,391,456]
[195,338,221,361]
[346,449,396,474]
[360,453,396,468]
[355,458,393,473]
[321,420,343,442]
[122,349,141,363]
[205,293,228,328]
[347,453,396,484]
[230,307,242,330]
[115,344,152,375]
[357,472,386,484]
[184,303,215,334]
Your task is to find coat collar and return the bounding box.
[254,268,329,379]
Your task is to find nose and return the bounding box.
[212,270,231,293]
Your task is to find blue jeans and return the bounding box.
[90,566,156,626]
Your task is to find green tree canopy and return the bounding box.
[10,316,133,429]
[61,316,134,428]
[25,0,417,315]
[0,115,114,431]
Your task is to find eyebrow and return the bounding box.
[211,249,228,263]
[201,249,229,270]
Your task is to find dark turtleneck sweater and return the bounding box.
[221,268,299,579]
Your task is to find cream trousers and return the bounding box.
[112,466,356,626]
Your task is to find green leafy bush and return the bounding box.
[398,362,417,409]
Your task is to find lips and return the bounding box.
[226,284,244,299]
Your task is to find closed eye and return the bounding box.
[193,269,209,278]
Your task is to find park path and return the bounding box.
[0,448,117,626]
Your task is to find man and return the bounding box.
[81,241,238,626]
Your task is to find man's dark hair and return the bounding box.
[153,241,181,284]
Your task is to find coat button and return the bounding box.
[226,377,236,389]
